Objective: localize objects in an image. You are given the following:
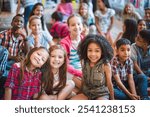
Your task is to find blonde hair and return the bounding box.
[123,3,135,15]
[29,15,41,24]
[78,3,89,19]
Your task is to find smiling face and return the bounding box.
[12,15,24,30]
[29,18,42,35]
[87,42,102,66]
[138,20,146,32]
[79,4,88,17]
[33,5,44,18]
[50,49,65,70]
[30,48,49,69]
[125,4,133,14]
[68,16,83,37]
[117,44,131,63]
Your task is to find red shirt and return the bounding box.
[5,63,41,100]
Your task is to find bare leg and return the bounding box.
[39,94,57,100]
[72,76,82,89]
[70,93,88,100]
[96,95,109,100]
[57,80,75,100]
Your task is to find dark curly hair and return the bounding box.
[78,34,114,63]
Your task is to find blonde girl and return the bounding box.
[39,45,75,100]
[27,15,54,51]
[122,3,142,22]
[60,14,83,90]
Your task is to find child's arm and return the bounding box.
[104,63,114,100]
[113,32,123,47]
[133,61,143,74]
[107,16,114,33]
[95,16,105,37]
[16,0,21,14]
[113,74,138,100]
[113,74,132,97]
[128,74,137,95]
[57,80,75,100]
[4,87,12,100]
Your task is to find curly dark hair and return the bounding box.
[78,34,114,63]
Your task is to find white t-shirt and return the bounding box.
[95,8,115,33]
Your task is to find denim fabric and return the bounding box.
[24,5,34,27]
[0,46,8,77]
[114,81,130,100]
[134,73,149,99]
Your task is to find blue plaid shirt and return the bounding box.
[0,46,8,76]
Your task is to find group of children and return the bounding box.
[0,0,150,100]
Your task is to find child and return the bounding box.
[131,29,150,100]
[16,0,38,27]
[78,2,96,35]
[71,34,114,100]
[95,0,115,47]
[114,19,138,45]
[0,14,27,61]
[27,15,54,51]
[111,38,140,100]
[122,3,142,22]
[27,2,51,37]
[80,0,94,20]
[60,14,83,89]
[0,46,8,99]
[4,47,50,100]
[56,0,73,22]
[144,7,150,29]
[39,45,75,100]
[50,11,69,43]
[137,19,147,33]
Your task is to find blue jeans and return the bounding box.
[114,81,131,100]
[134,73,149,99]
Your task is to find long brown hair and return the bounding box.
[42,45,67,95]
[19,47,50,85]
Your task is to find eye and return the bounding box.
[42,58,45,62]
[59,56,63,59]
[51,55,55,57]
[88,49,92,52]
[96,50,100,52]
[37,52,40,55]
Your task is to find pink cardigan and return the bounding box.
[60,35,84,77]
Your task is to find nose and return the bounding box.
[124,50,128,55]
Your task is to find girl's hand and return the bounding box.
[32,33,42,47]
